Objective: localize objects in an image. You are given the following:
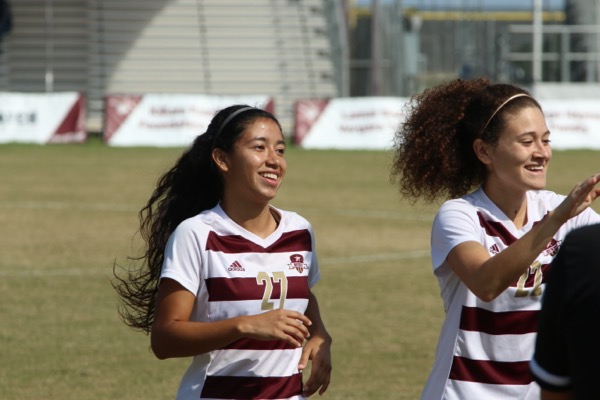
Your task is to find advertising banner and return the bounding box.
[0,92,86,144]
[540,99,600,150]
[294,97,408,150]
[294,97,600,151]
[104,94,274,147]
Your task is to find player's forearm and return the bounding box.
[151,317,245,359]
[305,291,331,342]
[540,388,574,400]
[478,210,564,300]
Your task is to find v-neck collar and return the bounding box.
[213,204,284,246]
[476,187,533,234]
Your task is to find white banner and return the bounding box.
[294,97,600,151]
[539,99,600,150]
[104,94,274,147]
[294,97,408,150]
[0,92,86,144]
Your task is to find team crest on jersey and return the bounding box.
[288,254,308,274]
[542,238,560,257]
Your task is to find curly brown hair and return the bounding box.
[390,77,542,203]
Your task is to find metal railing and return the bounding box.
[505,24,600,83]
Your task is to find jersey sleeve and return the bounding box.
[160,219,204,295]
[307,223,320,289]
[574,206,600,226]
[431,200,482,271]
[546,190,600,229]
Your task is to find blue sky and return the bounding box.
[354,0,566,11]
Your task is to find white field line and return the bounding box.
[0,201,435,221]
[321,250,430,265]
[0,201,137,213]
[291,206,435,221]
[0,267,111,277]
[0,201,431,276]
[0,251,430,277]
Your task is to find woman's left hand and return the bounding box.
[298,333,332,397]
[554,173,600,223]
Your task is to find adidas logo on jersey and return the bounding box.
[488,244,500,255]
[228,260,245,272]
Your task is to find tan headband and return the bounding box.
[479,93,531,135]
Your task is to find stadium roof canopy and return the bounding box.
[354,0,566,12]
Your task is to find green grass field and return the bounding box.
[0,141,598,399]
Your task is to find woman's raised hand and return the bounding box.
[553,173,600,223]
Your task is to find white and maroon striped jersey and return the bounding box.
[160,204,320,400]
[421,188,600,400]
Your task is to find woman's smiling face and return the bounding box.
[217,117,287,206]
[480,106,552,196]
